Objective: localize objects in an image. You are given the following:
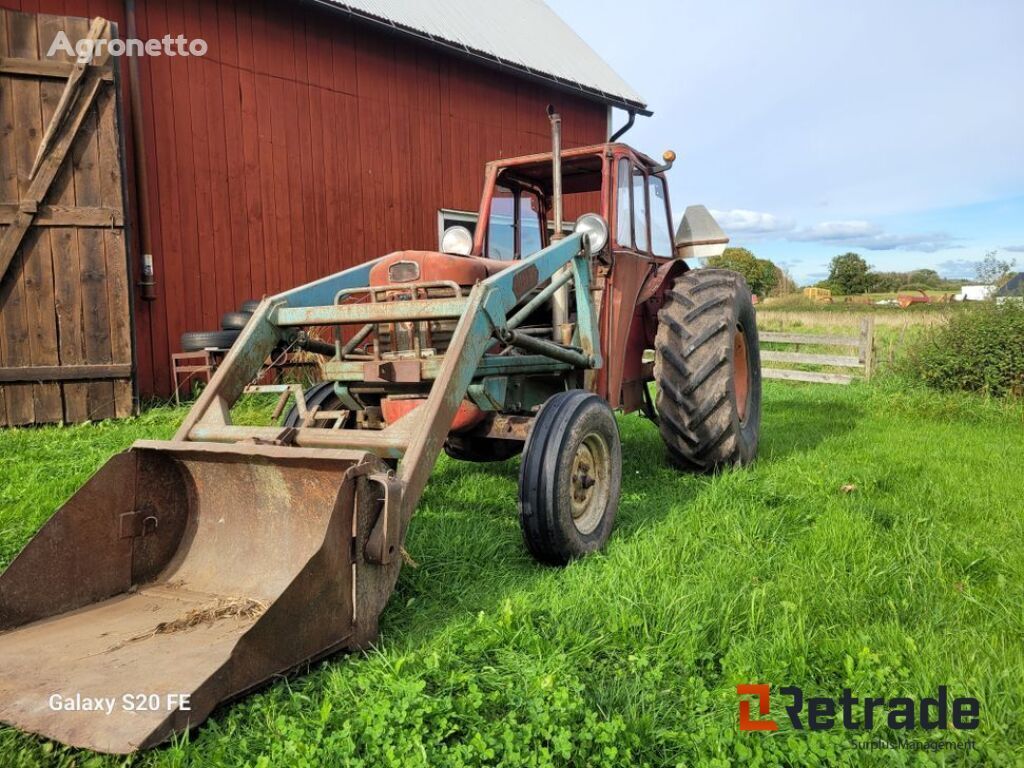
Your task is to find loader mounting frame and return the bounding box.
[174,231,600,559]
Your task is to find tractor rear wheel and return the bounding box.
[654,269,761,472]
[281,381,351,429]
[518,390,621,565]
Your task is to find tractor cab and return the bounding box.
[467,143,678,266]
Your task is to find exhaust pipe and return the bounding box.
[547,106,572,345]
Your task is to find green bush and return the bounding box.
[904,301,1024,396]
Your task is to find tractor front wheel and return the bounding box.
[518,391,622,565]
[654,269,761,472]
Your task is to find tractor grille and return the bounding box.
[371,284,466,356]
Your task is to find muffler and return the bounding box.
[0,442,402,754]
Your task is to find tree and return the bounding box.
[974,251,1016,285]
[827,252,872,295]
[706,247,779,297]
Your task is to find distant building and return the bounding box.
[996,273,1024,303]
[954,285,997,301]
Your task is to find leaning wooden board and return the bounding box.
[0,10,134,425]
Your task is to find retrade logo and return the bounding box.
[737,684,779,731]
[737,685,979,732]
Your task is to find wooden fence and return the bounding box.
[759,317,875,385]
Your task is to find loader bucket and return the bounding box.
[0,442,402,754]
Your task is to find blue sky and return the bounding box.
[548,0,1024,283]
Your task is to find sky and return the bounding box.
[547,0,1024,283]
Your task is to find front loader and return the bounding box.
[0,110,761,753]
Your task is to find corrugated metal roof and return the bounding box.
[312,0,648,113]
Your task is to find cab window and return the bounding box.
[486,184,544,260]
[615,158,631,247]
[649,176,673,257]
[632,167,649,252]
[521,191,543,257]
[487,186,516,260]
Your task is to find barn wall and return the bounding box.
[0,0,610,396]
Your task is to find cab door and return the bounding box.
[600,156,676,409]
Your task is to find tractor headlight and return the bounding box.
[574,213,609,254]
[441,225,473,256]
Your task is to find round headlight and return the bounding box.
[574,213,609,254]
[441,225,473,256]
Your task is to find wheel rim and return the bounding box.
[570,432,611,535]
[733,326,751,424]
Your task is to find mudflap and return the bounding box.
[0,441,404,754]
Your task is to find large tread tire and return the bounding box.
[221,311,253,330]
[518,390,621,566]
[444,435,523,462]
[240,299,261,314]
[654,268,761,472]
[180,329,240,352]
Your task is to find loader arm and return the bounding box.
[173,231,598,528]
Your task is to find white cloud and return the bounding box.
[790,221,880,241]
[853,233,958,252]
[788,220,956,252]
[709,209,794,236]
[1003,245,1024,253]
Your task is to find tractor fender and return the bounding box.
[638,258,689,305]
[637,260,689,347]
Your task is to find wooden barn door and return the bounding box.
[0,11,133,425]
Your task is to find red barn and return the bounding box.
[0,0,645,412]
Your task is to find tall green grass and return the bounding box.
[1,382,1022,766]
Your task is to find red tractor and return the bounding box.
[0,110,761,753]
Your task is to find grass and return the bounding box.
[1,381,1023,766]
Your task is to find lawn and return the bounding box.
[1,380,1023,767]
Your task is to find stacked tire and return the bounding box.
[179,299,260,352]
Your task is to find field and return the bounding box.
[1,377,1023,767]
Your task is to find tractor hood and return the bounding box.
[369,251,510,287]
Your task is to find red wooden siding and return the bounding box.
[0,0,610,396]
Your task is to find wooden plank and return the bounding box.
[141,0,178,399]
[5,11,52,424]
[0,10,14,425]
[762,368,854,385]
[20,14,65,423]
[238,61,266,297]
[0,204,123,226]
[95,60,133,418]
[219,45,252,307]
[71,65,117,420]
[0,56,113,80]
[201,37,236,318]
[758,331,861,347]
[166,0,203,334]
[183,11,218,332]
[29,17,108,180]
[860,316,875,380]
[0,363,131,382]
[0,55,105,283]
[760,350,864,368]
[44,13,90,423]
[236,1,266,299]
